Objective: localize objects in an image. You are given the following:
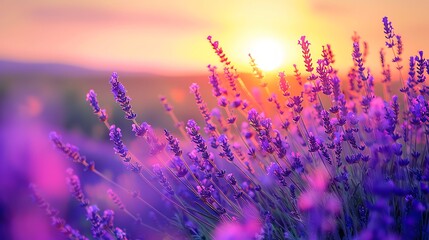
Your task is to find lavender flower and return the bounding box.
[278,71,290,97]
[249,53,264,81]
[208,65,224,97]
[30,184,89,240]
[107,189,125,211]
[322,44,335,65]
[316,59,332,95]
[164,129,182,156]
[86,89,100,113]
[298,36,314,73]
[269,94,284,115]
[352,42,366,80]
[408,56,417,89]
[186,120,209,161]
[272,130,287,159]
[102,209,115,229]
[319,142,332,165]
[86,205,107,238]
[159,95,173,112]
[307,133,319,152]
[293,64,303,85]
[114,228,128,240]
[226,173,237,186]
[321,110,334,136]
[218,134,234,162]
[170,156,188,177]
[190,83,211,123]
[267,162,289,186]
[247,108,261,130]
[427,59,429,75]
[382,16,395,48]
[132,122,150,137]
[66,169,89,206]
[291,152,303,173]
[393,35,403,63]
[49,132,89,166]
[145,127,166,156]
[224,66,241,98]
[109,72,137,120]
[207,35,230,65]
[153,164,175,195]
[109,125,131,162]
[415,51,426,83]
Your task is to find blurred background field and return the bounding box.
[0,61,212,239]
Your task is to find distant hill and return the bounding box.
[0,60,219,134]
[0,60,100,76]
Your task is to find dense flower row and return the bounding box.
[33,16,429,239]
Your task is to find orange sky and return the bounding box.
[1,0,429,76]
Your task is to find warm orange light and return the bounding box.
[248,38,285,71]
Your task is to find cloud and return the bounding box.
[28,5,213,30]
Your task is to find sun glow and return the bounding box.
[248,38,286,71]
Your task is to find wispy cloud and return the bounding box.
[29,5,213,30]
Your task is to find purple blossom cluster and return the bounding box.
[35,16,429,240]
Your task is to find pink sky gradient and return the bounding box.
[1,0,429,75]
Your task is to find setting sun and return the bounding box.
[248,38,286,71]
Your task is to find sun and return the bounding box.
[248,38,285,72]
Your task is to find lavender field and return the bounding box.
[1,3,429,240]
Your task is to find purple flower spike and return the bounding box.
[218,134,234,162]
[415,51,426,83]
[86,90,108,122]
[186,120,209,160]
[86,205,107,238]
[393,35,403,62]
[208,65,224,97]
[352,42,366,80]
[102,210,114,229]
[152,164,175,195]
[86,90,100,113]
[226,173,237,185]
[207,35,231,65]
[132,122,150,137]
[316,59,333,95]
[308,133,320,152]
[382,16,395,48]
[114,228,128,240]
[224,66,241,98]
[107,189,125,211]
[159,95,173,112]
[293,64,303,85]
[273,130,287,159]
[164,129,182,157]
[267,162,289,186]
[170,156,188,177]
[66,169,88,206]
[298,36,314,73]
[190,83,211,123]
[426,59,429,75]
[49,132,88,165]
[29,185,89,240]
[109,125,131,162]
[279,72,290,97]
[248,108,261,129]
[109,72,137,120]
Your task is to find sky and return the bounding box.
[1,0,429,76]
